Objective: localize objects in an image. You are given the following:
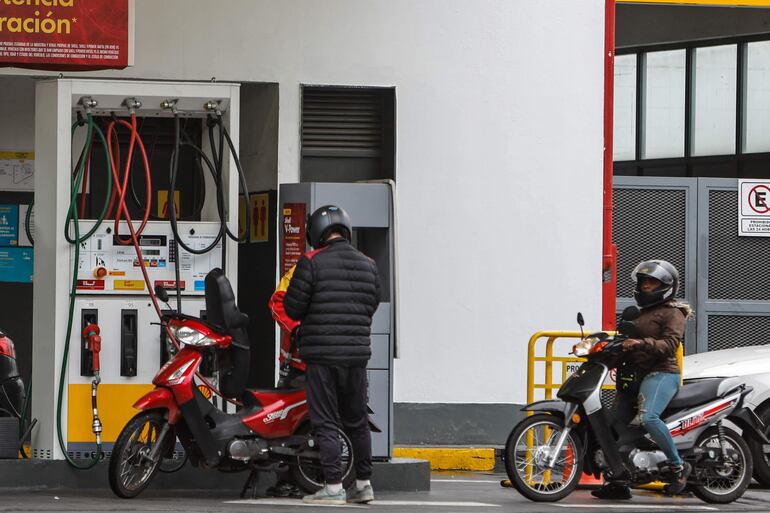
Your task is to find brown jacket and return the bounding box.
[628,303,686,374]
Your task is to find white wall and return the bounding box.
[1,0,606,405]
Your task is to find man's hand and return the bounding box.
[623,339,642,352]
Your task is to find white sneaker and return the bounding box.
[302,485,346,505]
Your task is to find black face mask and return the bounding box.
[634,285,675,309]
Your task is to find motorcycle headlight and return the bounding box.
[172,326,216,347]
[573,336,600,357]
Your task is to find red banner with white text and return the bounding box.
[0,0,129,71]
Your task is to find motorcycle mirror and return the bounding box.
[576,312,585,339]
[621,305,641,322]
[154,285,170,304]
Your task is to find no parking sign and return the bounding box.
[739,179,770,237]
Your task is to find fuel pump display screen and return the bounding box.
[73,220,223,295]
[139,237,163,246]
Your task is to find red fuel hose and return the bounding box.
[106,114,152,244]
[105,127,120,220]
[105,112,238,406]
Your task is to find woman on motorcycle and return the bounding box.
[593,259,693,500]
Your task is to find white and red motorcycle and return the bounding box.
[504,306,770,504]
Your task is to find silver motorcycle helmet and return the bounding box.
[631,259,679,309]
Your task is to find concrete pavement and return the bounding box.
[3,471,770,512]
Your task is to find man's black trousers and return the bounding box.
[306,363,372,483]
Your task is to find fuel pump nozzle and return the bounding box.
[82,324,103,444]
[82,324,101,379]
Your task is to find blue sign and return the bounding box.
[0,204,19,246]
[0,247,33,283]
[194,280,205,291]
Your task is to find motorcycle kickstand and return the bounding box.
[240,463,283,499]
[241,467,263,500]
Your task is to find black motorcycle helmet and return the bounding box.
[306,205,352,248]
[631,259,679,309]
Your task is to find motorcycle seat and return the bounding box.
[249,387,304,395]
[667,377,734,409]
[242,387,304,409]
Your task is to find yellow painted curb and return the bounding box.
[393,447,495,471]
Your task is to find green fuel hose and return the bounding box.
[55,113,114,469]
[24,202,33,246]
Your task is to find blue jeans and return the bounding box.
[615,371,682,466]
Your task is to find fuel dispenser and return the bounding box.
[279,182,396,458]
[31,80,243,462]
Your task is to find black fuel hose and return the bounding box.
[207,114,251,243]
[168,115,225,256]
[128,120,207,221]
[127,116,151,214]
[166,113,250,312]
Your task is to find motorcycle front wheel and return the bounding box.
[691,426,752,504]
[504,413,583,502]
[108,410,169,498]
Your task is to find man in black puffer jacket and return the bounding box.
[284,205,381,505]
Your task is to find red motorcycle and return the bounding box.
[108,269,362,498]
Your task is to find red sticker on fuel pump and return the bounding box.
[155,280,185,291]
[77,280,104,290]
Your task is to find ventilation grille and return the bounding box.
[613,188,687,299]
[601,389,616,410]
[708,190,770,300]
[302,88,384,158]
[707,315,770,351]
[68,450,110,461]
[33,448,52,459]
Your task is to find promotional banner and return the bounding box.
[281,203,306,274]
[0,0,129,71]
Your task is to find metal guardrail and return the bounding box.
[526,331,617,405]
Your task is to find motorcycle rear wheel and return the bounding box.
[504,413,583,502]
[691,426,752,504]
[108,410,169,498]
[291,425,356,493]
